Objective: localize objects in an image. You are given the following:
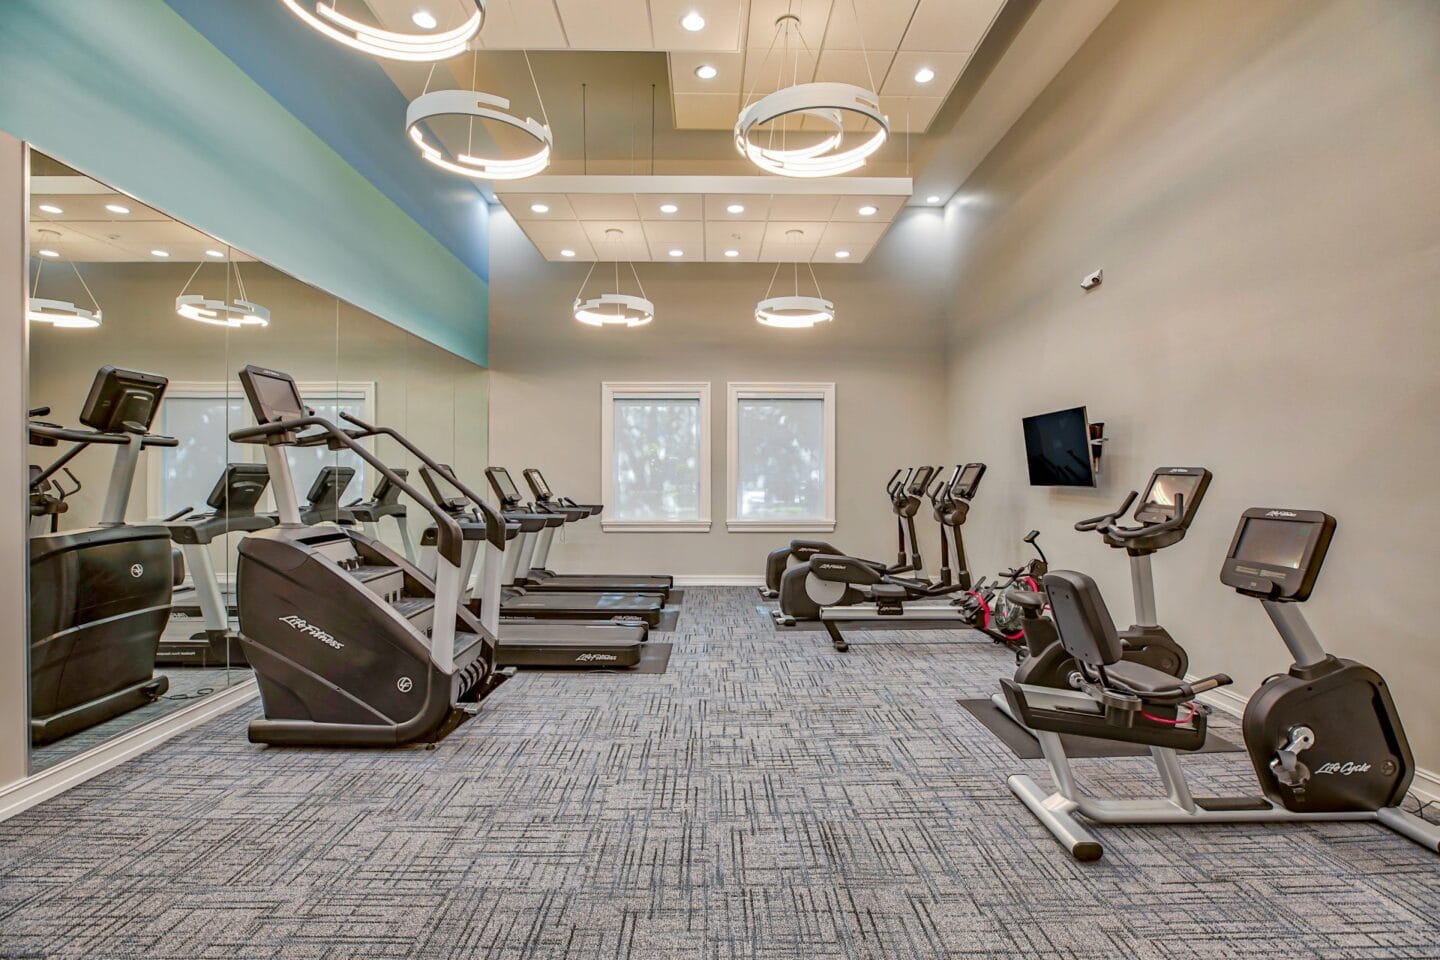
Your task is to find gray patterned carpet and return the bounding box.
[1,587,1437,959]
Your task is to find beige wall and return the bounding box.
[941,0,1440,769]
[29,261,489,562]
[488,208,952,577]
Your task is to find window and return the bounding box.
[148,381,375,520]
[726,383,835,532]
[601,382,711,532]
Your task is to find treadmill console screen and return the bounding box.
[305,465,355,506]
[1219,508,1335,602]
[240,365,306,424]
[487,467,523,505]
[79,365,168,434]
[524,468,553,501]
[206,463,270,512]
[1135,467,1211,526]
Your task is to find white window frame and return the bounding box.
[726,382,836,533]
[600,381,712,533]
[146,380,376,519]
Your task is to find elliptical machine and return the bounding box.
[762,467,930,601]
[1000,507,1440,861]
[230,365,509,746]
[28,367,176,744]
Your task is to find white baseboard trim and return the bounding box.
[1193,678,1440,805]
[672,575,765,587]
[0,679,258,823]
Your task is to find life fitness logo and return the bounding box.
[129,563,144,578]
[278,614,344,650]
[575,653,618,663]
[1265,510,1299,518]
[396,677,414,693]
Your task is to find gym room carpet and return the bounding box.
[1,588,1437,959]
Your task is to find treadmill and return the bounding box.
[426,467,664,627]
[163,463,276,665]
[411,467,648,669]
[485,466,673,599]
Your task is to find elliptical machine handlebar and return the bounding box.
[338,411,508,551]
[27,422,179,449]
[230,415,468,567]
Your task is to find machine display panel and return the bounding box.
[1232,517,1313,570]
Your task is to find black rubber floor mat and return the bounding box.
[958,697,1243,759]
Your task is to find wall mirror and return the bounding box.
[24,148,474,773]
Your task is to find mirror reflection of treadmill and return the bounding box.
[503,467,674,600]
[417,465,654,669]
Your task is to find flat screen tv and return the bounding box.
[1022,406,1096,487]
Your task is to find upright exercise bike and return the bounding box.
[999,507,1440,861]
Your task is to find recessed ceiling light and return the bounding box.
[411,10,437,29]
[530,203,550,213]
[668,249,684,258]
[105,203,130,215]
[38,249,59,258]
[726,203,745,214]
[659,203,679,214]
[834,250,850,259]
[914,66,936,84]
[205,249,225,258]
[724,249,739,258]
[38,203,63,214]
[695,64,718,81]
[150,249,170,258]
[858,205,877,216]
[926,195,941,204]
[680,11,705,32]
[560,249,576,258]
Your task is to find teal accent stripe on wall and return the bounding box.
[0,0,488,365]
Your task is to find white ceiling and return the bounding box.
[28,176,249,263]
[496,174,913,262]
[368,0,1006,133]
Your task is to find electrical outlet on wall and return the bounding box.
[1081,268,1103,290]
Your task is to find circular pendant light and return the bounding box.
[407,89,552,180]
[28,297,101,329]
[175,258,271,329]
[755,295,834,329]
[176,295,271,328]
[572,229,653,328]
[755,229,833,329]
[735,11,888,178]
[280,1,485,62]
[736,82,887,178]
[28,233,102,328]
[574,293,654,328]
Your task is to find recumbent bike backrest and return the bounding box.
[1042,570,1125,668]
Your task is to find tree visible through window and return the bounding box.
[735,397,826,520]
[611,397,701,521]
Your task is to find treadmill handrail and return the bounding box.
[339,412,508,551]
[230,415,467,567]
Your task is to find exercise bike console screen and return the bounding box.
[79,365,168,433]
[1135,468,1211,525]
[1220,508,1335,601]
[1022,407,1095,487]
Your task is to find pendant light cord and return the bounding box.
[70,260,101,313]
[178,261,204,297]
[848,0,878,95]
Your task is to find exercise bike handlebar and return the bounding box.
[1101,492,1187,542]
[1075,490,1138,533]
[338,411,508,551]
[230,415,469,566]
